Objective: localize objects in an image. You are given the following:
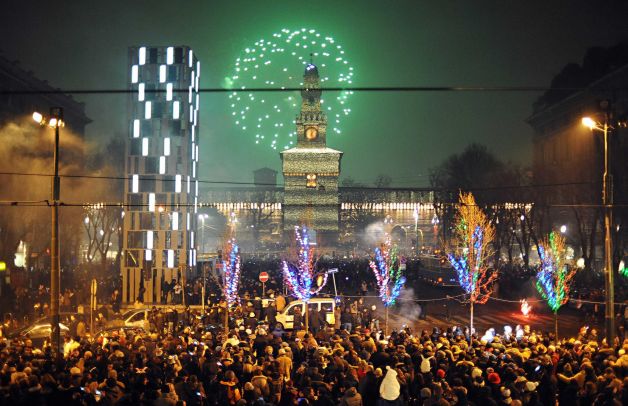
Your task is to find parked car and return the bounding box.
[6,317,70,348]
[91,326,147,343]
[274,297,336,330]
[107,308,154,331]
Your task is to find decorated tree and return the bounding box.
[221,238,241,332]
[447,192,497,338]
[535,231,578,339]
[369,238,406,335]
[282,226,327,332]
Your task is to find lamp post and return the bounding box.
[33,108,63,355]
[582,116,615,343]
[198,213,208,314]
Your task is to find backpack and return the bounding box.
[420,355,433,373]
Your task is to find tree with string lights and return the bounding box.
[221,238,241,332]
[369,238,406,335]
[535,231,578,339]
[282,225,327,332]
[447,192,497,338]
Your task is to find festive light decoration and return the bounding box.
[228,28,354,150]
[447,192,497,336]
[222,238,241,307]
[520,299,531,317]
[282,226,327,302]
[619,258,627,277]
[369,238,406,307]
[535,231,578,313]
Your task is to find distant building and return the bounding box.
[254,167,277,188]
[121,46,201,304]
[0,52,90,135]
[281,62,343,243]
[527,42,628,268]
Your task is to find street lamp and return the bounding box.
[560,225,567,234]
[33,108,64,355]
[581,115,615,343]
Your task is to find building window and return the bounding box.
[306,174,317,188]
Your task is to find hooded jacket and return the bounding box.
[379,366,400,401]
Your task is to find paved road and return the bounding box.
[357,281,601,339]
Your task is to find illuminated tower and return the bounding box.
[281,62,343,243]
[121,46,201,304]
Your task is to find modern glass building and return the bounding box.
[121,46,200,304]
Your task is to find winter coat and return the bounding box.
[340,387,363,406]
[379,367,400,401]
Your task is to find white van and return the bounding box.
[274,297,336,330]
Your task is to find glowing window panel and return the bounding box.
[189,109,193,123]
[173,101,180,119]
[191,142,195,160]
[187,176,190,193]
[189,250,193,266]
[188,87,192,103]
[166,47,174,65]
[145,249,152,261]
[138,83,145,101]
[187,212,190,230]
[193,109,198,126]
[167,249,174,268]
[131,65,139,83]
[195,180,198,197]
[195,145,199,162]
[195,75,199,92]
[192,161,196,178]
[132,174,139,193]
[145,101,152,119]
[164,138,171,156]
[159,156,166,174]
[188,49,193,67]
[194,197,198,214]
[166,83,173,101]
[190,231,195,247]
[191,126,195,142]
[146,231,153,249]
[133,119,140,138]
[148,193,155,212]
[175,174,181,193]
[196,94,200,110]
[142,138,149,156]
[139,47,146,65]
[159,65,166,83]
[191,71,195,88]
[197,61,201,77]
[172,212,179,230]
[193,249,197,266]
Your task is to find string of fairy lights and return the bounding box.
[228,28,354,150]
[369,238,406,306]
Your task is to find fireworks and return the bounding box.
[520,299,531,317]
[227,28,354,150]
[369,238,406,307]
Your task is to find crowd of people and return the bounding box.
[2,291,628,406]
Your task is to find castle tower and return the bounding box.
[281,61,343,244]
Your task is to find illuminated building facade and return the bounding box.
[281,62,343,242]
[121,46,200,303]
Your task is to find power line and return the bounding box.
[0,170,600,192]
[1,85,627,96]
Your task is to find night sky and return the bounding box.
[2,1,628,187]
